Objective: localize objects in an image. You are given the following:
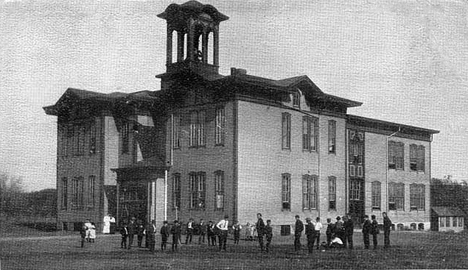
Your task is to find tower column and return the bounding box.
[187,19,195,61]
[202,30,208,64]
[177,31,185,62]
[213,25,219,66]
[166,27,173,65]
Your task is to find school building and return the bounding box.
[44,1,438,232]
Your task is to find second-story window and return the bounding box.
[328,120,336,154]
[89,120,97,155]
[282,113,291,150]
[215,107,226,146]
[190,110,206,147]
[388,141,404,170]
[172,115,181,149]
[302,116,318,152]
[410,144,425,172]
[122,122,130,154]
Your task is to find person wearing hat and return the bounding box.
[334,216,344,242]
[171,220,181,252]
[127,217,137,249]
[362,215,371,249]
[305,217,316,253]
[294,215,304,252]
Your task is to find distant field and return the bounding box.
[1,221,467,270]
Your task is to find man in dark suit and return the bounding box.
[256,213,266,252]
[383,212,392,249]
[171,220,181,252]
[343,214,354,249]
[305,217,316,254]
[294,215,304,252]
[146,220,157,252]
[127,217,137,250]
[362,215,371,249]
[198,219,207,244]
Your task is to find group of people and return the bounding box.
[293,212,393,254]
[114,212,393,254]
[80,219,97,248]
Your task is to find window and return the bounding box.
[214,171,224,210]
[215,107,226,145]
[172,174,181,209]
[302,116,318,152]
[388,182,404,210]
[328,176,336,210]
[282,113,291,150]
[328,120,336,154]
[292,92,300,107]
[122,122,130,154]
[89,120,97,155]
[459,217,464,228]
[349,165,355,177]
[302,174,317,210]
[61,177,68,210]
[190,110,206,147]
[350,180,363,201]
[172,115,181,149]
[189,172,206,210]
[371,181,381,210]
[74,125,85,156]
[446,217,450,227]
[453,216,458,227]
[440,217,445,227]
[87,176,95,209]
[71,176,84,210]
[282,173,291,210]
[388,141,404,170]
[410,184,425,210]
[410,145,426,172]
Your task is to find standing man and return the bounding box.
[343,214,354,249]
[382,212,392,249]
[371,215,379,249]
[265,220,273,253]
[159,220,170,251]
[127,217,137,250]
[146,220,157,252]
[325,218,335,247]
[314,217,323,250]
[185,218,194,244]
[171,220,181,252]
[294,215,304,252]
[207,220,216,246]
[198,219,207,244]
[137,220,145,248]
[362,215,371,249]
[216,215,229,251]
[305,218,316,254]
[256,213,266,252]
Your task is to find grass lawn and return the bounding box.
[1,222,467,269]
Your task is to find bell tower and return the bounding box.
[157,1,229,89]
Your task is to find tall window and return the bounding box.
[410,144,425,172]
[389,182,404,210]
[328,176,336,210]
[215,107,226,145]
[172,115,181,149]
[350,180,363,201]
[282,173,291,210]
[71,176,84,210]
[282,113,291,150]
[388,141,404,170]
[89,120,97,155]
[122,122,130,154]
[189,172,206,210]
[371,181,381,210]
[172,174,181,209]
[190,110,206,147]
[61,177,68,210]
[74,125,85,156]
[302,116,318,152]
[328,120,336,154]
[292,92,300,107]
[302,174,317,210]
[87,176,95,209]
[214,171,225,210]
[410,184,425,210]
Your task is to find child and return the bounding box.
[265,220,273,252]
[89,222,96,243]
[80,224,87,248]
[232,221,242,244]
[160,221,170,251]
[120,222,128,249]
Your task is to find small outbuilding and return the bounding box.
[431,207,465,232]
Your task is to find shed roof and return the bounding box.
[432,207,466,217]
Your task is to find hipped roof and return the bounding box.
[432,206,466,217]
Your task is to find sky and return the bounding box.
[1,0,467,191]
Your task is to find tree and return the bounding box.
[0,172,26,218]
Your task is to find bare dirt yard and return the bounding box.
[1,221,467,270]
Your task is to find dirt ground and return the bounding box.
[0,224,467,270]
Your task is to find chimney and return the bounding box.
[230,68,247,76]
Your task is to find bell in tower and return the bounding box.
[156,1,229,89]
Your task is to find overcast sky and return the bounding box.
[1,0,467,191]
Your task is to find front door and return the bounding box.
[349,179,364,227]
